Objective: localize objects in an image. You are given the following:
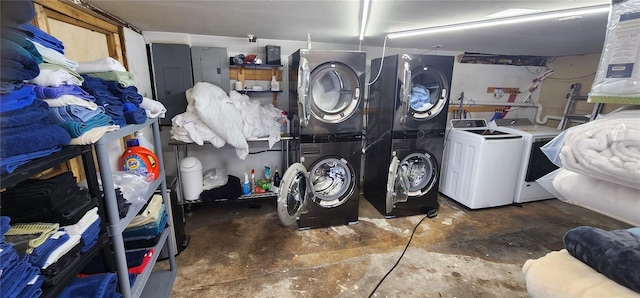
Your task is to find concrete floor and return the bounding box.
[163,194,631,297]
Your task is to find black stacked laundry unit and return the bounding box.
[364,54,454,218]
[276,49,366,230]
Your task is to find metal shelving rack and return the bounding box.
[94,118,177,298]
[168,136,292,205]
[0,145,113,297]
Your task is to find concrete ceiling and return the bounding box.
[82,0,611,57]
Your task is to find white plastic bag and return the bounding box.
[541,130,567,168]
[535,169,564,200]
[202,168,228,190]
[111,171,152,203]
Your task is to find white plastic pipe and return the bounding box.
[534,103,563,125]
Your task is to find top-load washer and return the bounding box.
[488,118,561,203]
[288,49,366,136]
[440,119,524,209]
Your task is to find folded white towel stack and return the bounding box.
[76,57,127,73]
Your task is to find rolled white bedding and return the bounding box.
[560,108,640,190]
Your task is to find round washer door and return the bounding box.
[385,155,409,214]
[399,151,438,197]
[277,163,313,227]
[407,65,449,120]
[309,62,361,123]
[308,157,355,208]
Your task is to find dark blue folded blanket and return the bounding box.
[0,98,48,128]
[0,84,36,113]
[0,121,71,158]
[19,22,65,54]
[564,226,640,292]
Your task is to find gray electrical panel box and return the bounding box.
[191,46,230,93]
[148,43,194,126]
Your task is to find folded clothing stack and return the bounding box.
[18,22,64,54]
[81,74,146,126]
[0,243,43,298]
[1,172,97,225]
[0,93,70,174]
[57,273,120,298]
[0,30,42,82]
[123,196,168,249]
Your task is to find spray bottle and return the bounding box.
[250,169,256,194]
[242,172,251,195]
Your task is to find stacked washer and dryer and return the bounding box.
[277,49,366,230]
[364,54,454,218]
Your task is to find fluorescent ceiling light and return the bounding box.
[487,9,542,19]
[359,0,371,40]
[388,4,610,39]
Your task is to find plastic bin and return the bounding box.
[179,157,203,201]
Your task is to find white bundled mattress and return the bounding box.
[553,168,640,227]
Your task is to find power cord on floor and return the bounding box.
[367,214,430,298]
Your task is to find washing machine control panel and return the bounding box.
[450,119,487,129]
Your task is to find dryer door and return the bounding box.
[385,155,409,213]
[308,157,355,208]
[277,163,313,227]
[399,151,438,197]
[297,57,311,127]
[308,62,361,124]
[400,61,449,122]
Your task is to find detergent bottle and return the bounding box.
[120,139,160,180]
[134,131,154,153]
